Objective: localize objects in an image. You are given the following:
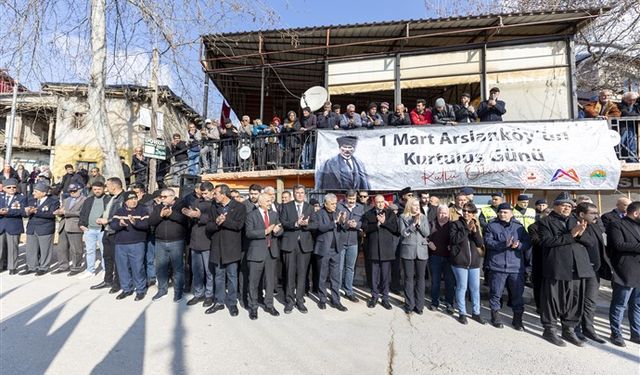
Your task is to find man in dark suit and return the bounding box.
[245,193,283,319]
[0,178,27,274]
[362,194,399,309]
[205,184,247,317]
[22,182,60,275]
[601,196,631,230]
[315,135,371,191]
[607,201,640,347]
[309,193,348,312]
[53,183,87,275]
[280,184,315,314]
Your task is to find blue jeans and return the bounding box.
[155,240,185,295]
[83,229,103,273]
[145,236,156,281]
[452,266,481,315]
[191,250,214,298]
[339,244,358,297]
[115,242,147,293]
[428,255,455,307]
[213,261,238,306]
[610,282,640,338]
[187,149,200,175]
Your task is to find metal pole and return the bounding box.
[203,72,209,119]
[148,48,159,193]
[259,67,265,121]
[394,55,401,107]
[5,81,19,164]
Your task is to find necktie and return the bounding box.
[345,158,353,170]
[263,209,271,247]
[297,204,302,217]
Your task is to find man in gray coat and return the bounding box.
[52,183,87,275]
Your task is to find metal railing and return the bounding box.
[609,117,639,163]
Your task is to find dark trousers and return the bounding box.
[283,246,312,306]
[56,231,84,271]
[371,260,391,302]
[489,271,525,313]
[248,255,277,310]
[212,261,239,307]
[576,276,599,335]
[102,234,120,289]
[115,242,147,294]
[403,258,427,311]
[317,250,341,305]
[155,240,185,295]
[540,278,585,331]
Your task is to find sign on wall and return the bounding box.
[314,120,621,191]
[143,138,166,160]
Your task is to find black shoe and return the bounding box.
[9,269,19,275]
[491,311,504,329]
[458,314,468,325]
[317,301,327,310]
[203,298,214,308]
[297,303,308,314]
[562,331,585,347]
[610,335,626,347]
[332,302,348,312]
[116,291,133,300]
[152,291,168,301]
[543,329,566,347]
[109,287,120,294]
[427,304,436,311]
[367,298,377,308]
[575,331,587,342]
[583,331,606,344]
[404,306,413,315]
[630,336,640,345]
[147,279,156,287]
[413,307,423,315]
[472,314,486,325]
[51,268,68,274]
[249,309,258,320]
[381,300,392,310]
[19,269,34,276]
[445,305,455,315]
[68,270,82,276]
[284,304,294,314]
[344,294,359,303]
[265,307,280,317]
[173,293,183,303]
[205,303,225,314]
[90,281,111,290]
[187,296,204,306]
[512,312,524,331]
[36,270,47,276]
[134,293,146,301]
[229,305,239,317]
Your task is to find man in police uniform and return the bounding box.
[513,194,536,231]
[0,178,27,274]
[22,182,60,275]
[479,192,503,229]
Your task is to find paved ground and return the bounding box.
[1,263,639,374]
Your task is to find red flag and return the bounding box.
[220,101,231,124]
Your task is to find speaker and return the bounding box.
[179,174,202,199]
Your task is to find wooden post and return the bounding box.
[148,48,159,193]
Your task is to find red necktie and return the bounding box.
[263,209,271,247]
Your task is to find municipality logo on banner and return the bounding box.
[314,120,621,191]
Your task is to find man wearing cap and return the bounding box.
[379,102,391,125]
[513,194,536,232]
[78,181,110,279]
[316,101,340,130]
[361,102,385,129]
[538,192,595,347]
[109,191,150,300]
[431,98,457,125]
[535,199,548,221]
[389,103,411,126]
[479,192,504,229]
[454,93,478,123]
[200,118,221,173]
[0,178,26,274]
[22,182,60,275]
[477,87,506,122]
[484,203,531,330]
[315,135,371,191]
[52,183,88,275]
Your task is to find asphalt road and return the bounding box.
[1,265,639,374]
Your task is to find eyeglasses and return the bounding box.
[358,195,368,199]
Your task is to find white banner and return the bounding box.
[314,120,621,191]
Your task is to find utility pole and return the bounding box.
[148,47,159,193]
[5,80,19,165]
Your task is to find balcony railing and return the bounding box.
[609,117,639,163]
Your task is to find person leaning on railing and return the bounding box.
[200,119,220,174]
[584,89,621,119]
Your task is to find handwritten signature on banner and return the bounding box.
[421,164,513,186]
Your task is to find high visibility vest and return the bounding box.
[480,206,498,223]
[513,207,536,231]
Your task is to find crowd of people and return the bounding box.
[1,175,638,349]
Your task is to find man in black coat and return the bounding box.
[244,193,283,319]
[22,182,59,275]
[315,135,371,191]
[538,193,595,347]
[204,184,247,317]
[607,201,640,347]
[601,196,631,230]
[362,195,399,309]
[279,184,315,314]
[309,193,348,312]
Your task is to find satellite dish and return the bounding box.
[300,86,328,112]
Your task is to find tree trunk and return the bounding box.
[89,0,124,182]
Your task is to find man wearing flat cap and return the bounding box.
[454,92,478,123]
[361,102,385,129]
[538,192,595,347]
[315,135,371,190]
[0,178,27,274]
[22,182,60,275]
[52,183,88,275]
